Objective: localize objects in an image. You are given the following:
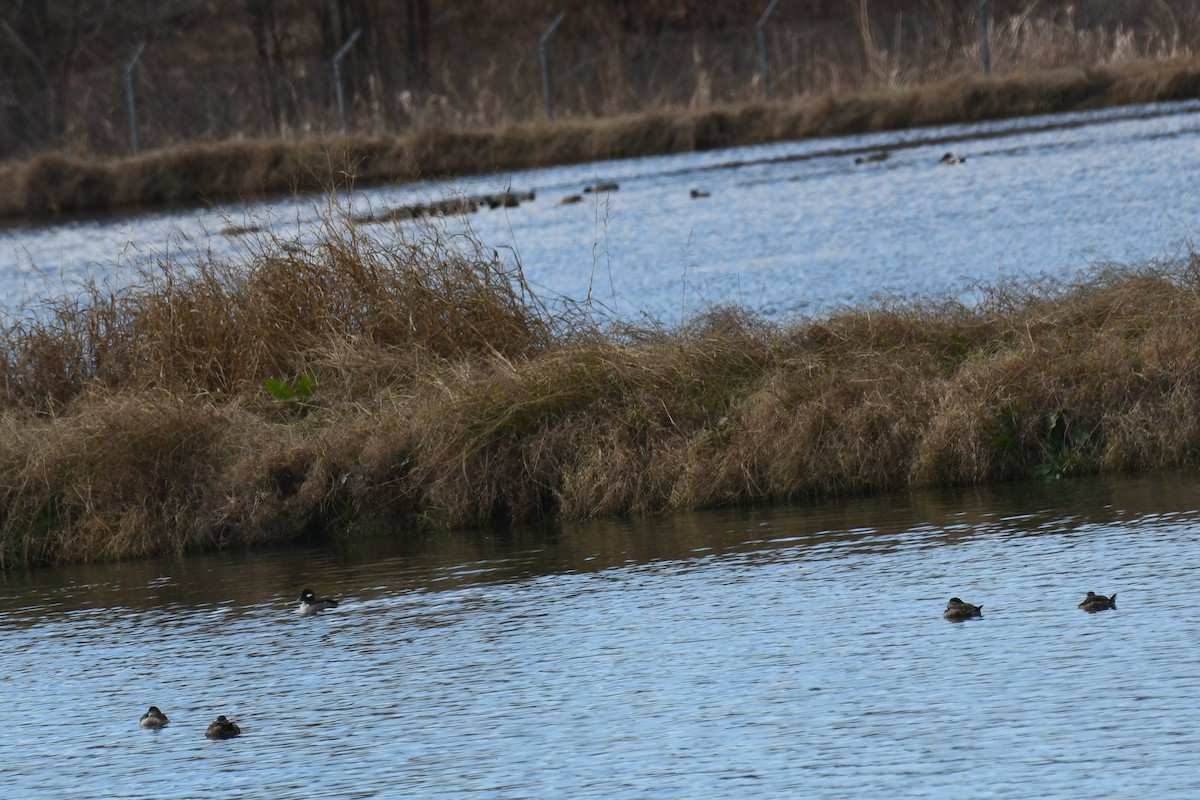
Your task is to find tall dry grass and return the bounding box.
[4,216,1200,568]
[0,218,551,409]
[4,54,1200,219]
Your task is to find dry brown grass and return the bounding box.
[4,218,1200,569]
[4,56,1200,219]
[0,218,551,409]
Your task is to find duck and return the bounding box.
[298,588,339,616]
[854,151,889,164]
[939,151,966,165]
[1079,591,1117,612]
[205,715,241,740]
[138,706,169,729]
[943,597,983,621]
[689,188,711,198]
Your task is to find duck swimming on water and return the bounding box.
[205,715,241,739]
[943,597,983,621]
[298,588,339,616]
[1079,591,1117,612]
[138,706,169,729]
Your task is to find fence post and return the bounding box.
[756,0,782,101]
[978,0,991,76]
[332,28,363,135]
[540,11,566,120]
[125,41,147,155]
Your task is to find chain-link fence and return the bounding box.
[0,29,836,160]
[2,0,1191,163]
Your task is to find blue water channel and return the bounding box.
[1,473,1197,798]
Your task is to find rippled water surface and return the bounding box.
[3,473,1200,798]
[4,100,1200,321]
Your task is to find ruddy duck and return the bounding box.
[138,706,169,729]
[854,151,890,165]
[939,152,966,165]
[943,597,983,621]
[205,715,241,739]
[1079,591,1117,612]
[298,588,339,616]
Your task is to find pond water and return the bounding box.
[3,99,1200,323]
[2,472,1199,798]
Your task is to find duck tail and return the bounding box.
[1109,594,1117,608]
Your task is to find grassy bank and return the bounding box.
[4,56,1200,219]
[3,217,1200,568]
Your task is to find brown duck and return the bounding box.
[205,715,242,740]
[1079,591,1117,612]
[943,597,983,621]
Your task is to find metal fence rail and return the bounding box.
[0,5,1012,163]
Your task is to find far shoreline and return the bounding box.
[3,57,1199,221]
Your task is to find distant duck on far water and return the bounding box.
[138,706,169,729]
[854,150,889,164]
[205,715,241,740]
[298,588,339,616]
[943,597,983,621]
[1079,591,1117,612]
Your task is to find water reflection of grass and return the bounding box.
[0,217,1197,567]
[4,57,1200,220]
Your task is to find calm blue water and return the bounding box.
[3,100,1200,322]
[1,474,1198,797]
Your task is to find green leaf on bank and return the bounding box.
[265,372,317,405]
